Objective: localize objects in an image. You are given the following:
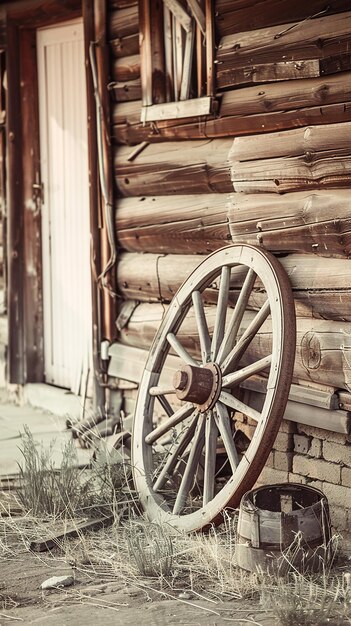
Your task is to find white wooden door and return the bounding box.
[37,20,92,393]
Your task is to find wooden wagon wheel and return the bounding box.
[132,245,296,532]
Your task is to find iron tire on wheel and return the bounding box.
[132,245,296,532]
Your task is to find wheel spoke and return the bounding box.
[153,418,197,492]
[173,415,206,515]
[221,299,270,374]
[167,333,199,366]
[214,402,239,473]
[157,394,174,417]
[203,411,218,505]
[217,268,257,364]
[219,391,261,422]
[145,402,195,445]
[222,355,272,388]
[211,266,231,360]
[192,290,211,364]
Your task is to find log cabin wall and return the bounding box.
[109,0,351,534]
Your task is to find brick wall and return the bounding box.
[254,419,351,537]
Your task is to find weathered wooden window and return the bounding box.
[139,0,215,122]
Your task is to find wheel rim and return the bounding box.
[132,245,296,532]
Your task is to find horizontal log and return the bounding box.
[109,33,139,58]
[118,301,351,390]
[109,6,138,39]
[217,59,321,89]
[116,251,351,321]
[113,73,351,144]
[115,139,233,196]
[110,1,137,8]
[230,121,351,162]
[214,0,351,36]
[116,194,230,252]
[229,122,351,194]
[227,189,351,258]
[110,79,141,102]
[112,55,140,82]
[217,11,351,65]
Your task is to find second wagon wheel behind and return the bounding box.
[132,245,296,532]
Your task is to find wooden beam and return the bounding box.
[205,0,214,96]
[187,0,205,34]
[140,95,212,121]
[163,5,173,101]
[138,0,153,105]
[163,0,192,32]
[180,19,195,101]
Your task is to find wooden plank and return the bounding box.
[30,515,114,552]
[115,138,233,196]
[140,96,212,121]
[247,389,351,434]
[112,54,140,82]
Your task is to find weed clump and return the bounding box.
[17,426,133,519]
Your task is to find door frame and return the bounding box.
[5,0,102,387]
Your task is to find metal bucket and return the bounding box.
[236,483,331,575]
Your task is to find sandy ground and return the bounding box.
[0,551,275,625]
[0,399,275,625]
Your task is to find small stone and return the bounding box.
[178,591,191,600]
[41,575,74,590]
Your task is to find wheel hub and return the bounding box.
[173,362,222,412]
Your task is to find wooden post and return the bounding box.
[82,0,105,408]
[205,0,214,96]
[20,27,44,382]
[6,20,24,383]
[94,0,117,341]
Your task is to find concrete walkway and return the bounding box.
[0,396,91,476]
